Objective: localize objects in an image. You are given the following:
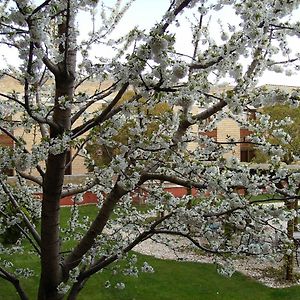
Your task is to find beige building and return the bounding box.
[0,76,109,175]
[0,77,294,175]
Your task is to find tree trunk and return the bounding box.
[285,201,295,281]
[38,80,74,299]
[294,199,298,231]
[38,3,76,297]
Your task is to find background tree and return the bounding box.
[254,102,300,164]
[0,0,300,299]
[86,90,172,168]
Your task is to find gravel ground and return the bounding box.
[133,237,300,288]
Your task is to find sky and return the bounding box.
[91,0,300,87]
[1,0,300,87]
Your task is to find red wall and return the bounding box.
[59,186,199,206]
[0,134,14,147]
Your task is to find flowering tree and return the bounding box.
[1,0,300,299]
[254,103,300,164]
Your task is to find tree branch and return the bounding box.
[0,126,45,177]
[16,171,43,186]
[28,0,53,18]
[62,181,128,275]
[0,90,58,129]
[195,99,227,122]
[0,267,29,300]
[161,0,194,33]
[71,81,119,124]
[140,172,206,190]
[71,82,129,139]
[0,178,41,247]
[74,213,173,281]
[0,92,27,109]
[61,178,99,198]
[0,209,41,255]
[152,229,225,254]
[42,56,60,75]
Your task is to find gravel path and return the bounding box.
[133,237,300,288]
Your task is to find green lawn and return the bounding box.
[2,253,300,300]
[1,205,300,300]
[78,254,300,300]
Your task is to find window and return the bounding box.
[240,148,255,162]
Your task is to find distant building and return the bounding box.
[0,77,295,175]
[0,76,107,176]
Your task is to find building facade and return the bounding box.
[0,77,294,175]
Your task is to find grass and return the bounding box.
[2,253,300,300]
[78,254,300,300]
[1,205,300,300]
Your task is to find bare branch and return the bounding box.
[28,0,53,18]
[76,231,153,282]
[76,213,173,281]
[153,229,225,254]
[195,99,227,122]
[0,266,29,300]
[63,181,129,275]
[267,57,299,66]
[61,178,99,198]
[16,171,43,186]
[71,81,119,124]
[161,0,195,33]
[64,140,89,173]
[0,209,41,255]
[0,90,58,129]
[0,92,27,109]
[42,56,60,75]
[270,23,298,31]
[74,75,93,90]
[140,172,206,190]
[190,48,236,71]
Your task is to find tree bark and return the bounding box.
[38,2,76,297]
[38,80,74,298]
[285,201,295,281]
[38,81,74,299]
[67,279,87,300]
[0,268,29,300]
[39,152,68,299]
[294,199,298,231]
[63,183,127,275]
